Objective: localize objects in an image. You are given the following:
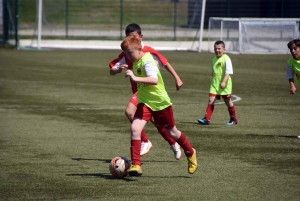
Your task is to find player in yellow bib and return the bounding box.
[286,39,300,94]
[121,36,197,176]
[210,54,232,95]
[198,40,238,126]
[134,52,171,111]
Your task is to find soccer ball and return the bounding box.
[109,156,131,178]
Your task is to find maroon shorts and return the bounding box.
[134,103,175,129]
[209,93,232,100]
[129,92,138,106]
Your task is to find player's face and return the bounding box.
[214,44,225,58]
[126,31,143,41]
[289,44,300,60]
[123,48,141,62]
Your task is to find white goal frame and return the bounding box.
[208,17,300,54]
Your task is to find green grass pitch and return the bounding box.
[0,48,299,200]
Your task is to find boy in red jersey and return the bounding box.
[109,23,183,159]
[121,36,197,176]
[286,39,300,94]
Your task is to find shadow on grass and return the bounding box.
[280,135,300,139]
[71,158,177,163]
[140,175,192,178]
[180,122,201,125]
[71,158,111,163]
[66,173,138,181]
[247,134,300,139]
[66,173,191,180]
[180,121,223,127]
[69,158,189,180]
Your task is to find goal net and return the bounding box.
[208,18,300,54]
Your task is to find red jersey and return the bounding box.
[109,46,168,94]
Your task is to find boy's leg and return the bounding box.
[126,93,152,155]
[168,128,197,174]
[222,95,237,125]
[125,98,149,142]
[128,103,151,176]
[153,106,197,174]
[129,118,147,176]
[150,117,181,160]
[155,123,181,160]
[130,118,148,164]
[198,94,217,125]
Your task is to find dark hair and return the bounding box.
[287,39,300,49]
[125,23,142,36]
[214,40,225,48]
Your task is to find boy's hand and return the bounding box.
[220,81,226,89]
[125,69,134,78]
[119,64,128,73]
[176,79,183,91]
[290,86,296,94]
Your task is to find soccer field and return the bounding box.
[0,49,299,201]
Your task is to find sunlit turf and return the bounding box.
[0,49,299,201]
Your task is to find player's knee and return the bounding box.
[125,109,134,121]
[167,127,180,139]
[130,125,141,138]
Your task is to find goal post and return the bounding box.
[208,17,300,54]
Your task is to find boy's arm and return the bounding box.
[221,74,230,88]
[110,64,128,75]
[286,64,296,94]
[132,75,158,85]
[109,56,127,75]
[163,62,183,91]
[110,66,122,75]
[221,58,233,88]
[125,70,158,85]
[125,61,158,85]
[145,46,183,90]
[289,78,296,94]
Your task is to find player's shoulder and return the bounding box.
[288,57,297,62]
[118,51,126,57]
[221,54,232,62]
[143,45,158,53]
[223,53,231,59]
[287,57,298,66]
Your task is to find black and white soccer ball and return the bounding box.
[109,156,131,178]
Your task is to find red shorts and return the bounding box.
[209,93,232,100]
[134,103,175,129]
[129,92,138,106]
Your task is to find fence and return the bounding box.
[18,0,198,41]
[1,0,300,51]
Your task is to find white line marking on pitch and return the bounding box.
[0,80,242,110]
[170,88,242,105]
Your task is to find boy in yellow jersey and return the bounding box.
[286,39,300,94]
[120,36,197,176]
[109,23,182,159]
[198,40,237,126]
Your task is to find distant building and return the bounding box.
[188,0,300,28]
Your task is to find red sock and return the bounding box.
[156,125,176,146]
[140,129,149,143]
[205,104,214,120]
[228,106,237,120]
[176,132,194,157]
[130,140,141,166]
